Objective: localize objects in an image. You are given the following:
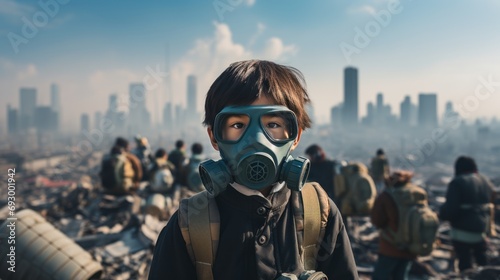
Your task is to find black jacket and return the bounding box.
[439,173,494,233]
[149,185,358,280]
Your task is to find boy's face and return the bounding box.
[207,95,302,152]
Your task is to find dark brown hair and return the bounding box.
[203,60,312,130]
[454,156,478,176]
[305,144,326,162]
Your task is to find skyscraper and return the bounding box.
[330,103,343,128]
[186,75,200,125]
[418,93,438,127]
[19,88,37,131]
[376,93,384,112]
[342,67,358,126]
[365,102,375,125]
[129,83,151,134]
[187,75,197,113]
[94,111,102,130]
[400,96,412,125]
[80,113,90,132]
[50,83,60,132]
[7,105,18,134]
[163,102,173,130]
[35,106,55,131]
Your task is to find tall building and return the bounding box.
[400,96,412,125]
[364,102,375,125]
[342,67,358,126]
[129,83,151,134]
[187,75,197,113]
[376,93,384,112]
[163,102,173,130]
[418,93,438,127]
[35,106,56,131]
[19,88,37,131]
[50,83,60,131]
[186,75,200,125]
[80,113,90,132]
[443,101,459,126]
[7,105,18,134]
[94,111,102,130]
[330,103,343,128]
[175,104,183,127]
[105,93,126,135]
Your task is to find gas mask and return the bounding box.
[199,105,310,196]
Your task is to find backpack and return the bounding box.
[149,160,175,193]
[335,162,376,216]
[186,156,205,192]
[381,184,439,256]
[177,183,330,280]
[100,153,134,195]
[133,147,153,181]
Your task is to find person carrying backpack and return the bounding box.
[370,149,390,194]
[132,135,155,182]
[304,144,337,203]
[149,60,358,280]
[182,142,206,193]
[99,145,135,195]
[114,137,143,189]
[148,148,176,195]
[335,162,377,217]
[371,170,439,280]
[439,156,496,272]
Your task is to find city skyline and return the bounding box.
[8,75,491,140]
[1,1,500,132]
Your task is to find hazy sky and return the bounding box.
[1,0,500,132]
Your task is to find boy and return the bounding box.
[149,60,358,279]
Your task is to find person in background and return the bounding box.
[304,144,337,202]
[148,148,176,195]
[439,156,496,272]
[370,148,390,194]
[132,135,155,182]
[114,137,142,190]
[168,139,187,186]
[182,142,206,193]
[370,170,418,280]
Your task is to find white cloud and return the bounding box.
[17,64,38,80]
[170,22,297,110]
[244,0,256,7]
[348,5,377,16]
[171,22,252,107]
[248,22,266,46]
[262,37,297,60]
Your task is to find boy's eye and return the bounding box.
[266,122,281,129]
[230,123,245,129]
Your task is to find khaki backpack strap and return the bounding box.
[301,183,322,270]
[179,191,220,280]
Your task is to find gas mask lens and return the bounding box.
[218,114,250,142]
[260,111,297,141]
[216,110,297,142]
